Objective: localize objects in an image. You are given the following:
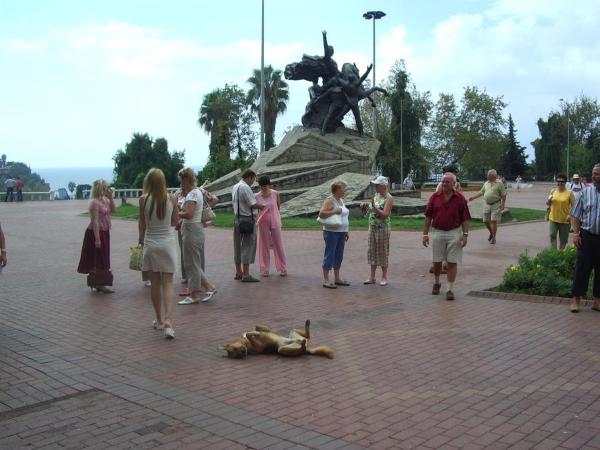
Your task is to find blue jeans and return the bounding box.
[322,230,346,270]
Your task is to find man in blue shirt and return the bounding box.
[570,163,600,313]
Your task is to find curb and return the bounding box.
[467,290,595,307]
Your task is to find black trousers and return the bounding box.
[4,187,14,202]
[572,230,600,298]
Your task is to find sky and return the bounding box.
[1,0,599,169]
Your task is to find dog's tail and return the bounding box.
[307,346,334,359]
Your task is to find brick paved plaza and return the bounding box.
[2,190,600,449]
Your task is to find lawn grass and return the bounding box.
[114,204,546,231]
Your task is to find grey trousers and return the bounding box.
[233,221,257,265]
[181,222,207,292]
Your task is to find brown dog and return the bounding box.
[223,320,334,359]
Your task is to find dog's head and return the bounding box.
[224,342,248,359]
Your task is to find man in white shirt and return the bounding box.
[232,169,264,282]
[567,174,584,203]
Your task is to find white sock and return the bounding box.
[448,282,454,291]
[434,275,440,284]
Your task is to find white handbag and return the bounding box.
[317,213,342,227]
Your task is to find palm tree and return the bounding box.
[247,65,289,151]
[198,88,233,161]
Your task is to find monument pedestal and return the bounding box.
[205,126,426,218]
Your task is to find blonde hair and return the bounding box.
[331,180,348,194]
[143,168,168,220]
[91,179,105,200]
[178,167,197,187]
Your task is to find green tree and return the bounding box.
[198,84,257,182]
[68,181,77,196]
[532,113,568,179]
[0,161,50,191]
[246,65,289,151]
[424,87,506,179]
[501,115,528,178]
[112,133,185,188]
[360,60,432,181]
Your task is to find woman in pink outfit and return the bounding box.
[255,175,288,277]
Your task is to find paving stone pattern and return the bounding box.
[1,197,600,449]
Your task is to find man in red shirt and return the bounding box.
[422,172,471,300]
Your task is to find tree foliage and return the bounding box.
[0,160,50,191]
[360,60,432,181]
[198,84,257,182]
[246,65,289,151]
[113,133,185,188]
[501,114,528,178]
[532,95,600,178]
[424,87,507,179]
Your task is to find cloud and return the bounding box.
[372,0,600,152]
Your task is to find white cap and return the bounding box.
[371,175,388,186]
[572,174,580,179]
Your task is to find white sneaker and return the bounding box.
[201,291,216,302]
[144,280,152,287]
[152,320,163,330]
[164,327,175,339]
[178,297,199,305]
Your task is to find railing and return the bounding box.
[2,191,53,201]
[81,188,179,199]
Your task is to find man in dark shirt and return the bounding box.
[423,172,471,301]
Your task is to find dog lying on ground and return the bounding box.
[223,320,334,359]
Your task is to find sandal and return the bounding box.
[234,273,243,281]
[322,283,337,289]
[334,280,350,286]
[363,279,376,285]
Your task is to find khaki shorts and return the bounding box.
[483,201,502,222]
[431,227,463,264]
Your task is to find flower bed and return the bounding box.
[495,246,594,299]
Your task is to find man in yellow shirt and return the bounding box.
[468,169,507,244]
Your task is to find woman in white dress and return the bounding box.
[138,168,178,339]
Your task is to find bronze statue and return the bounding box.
[284,31,387,136]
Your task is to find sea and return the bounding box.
[33,166,203,191]
[33,167,114,191]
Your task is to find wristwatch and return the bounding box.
[462,232,469,236]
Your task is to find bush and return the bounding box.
[496,246,593,298]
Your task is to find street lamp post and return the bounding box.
[363,10,385,139]
[260,0,265,154]
[560,98,570,179]
[400,97,403,185]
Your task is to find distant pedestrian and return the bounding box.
[423,172,471,301]
[76,179,116,293]
[567,174,584,204]
[174,178,191,295]
[232,169,264,282]
[546,174,575,250]
[177,168,217,304]
[468,169,506,244]
[15,177,24,201]
[0,222,7,270]
[4,177,16,202]
[582,176,591,188]
[569,163,600,313]
[319,180,350,289]
[515,175,523,192]
[361,176,393,286]
[255,175,288,277]
[138,168,178,338]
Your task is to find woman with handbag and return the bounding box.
[319,180,350,289]
[138,168,178,338]
[77,179,116,293]
[177,168,217,305]
[361,176,394,286]
[255,175,288,277]
[546,173,575,250]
